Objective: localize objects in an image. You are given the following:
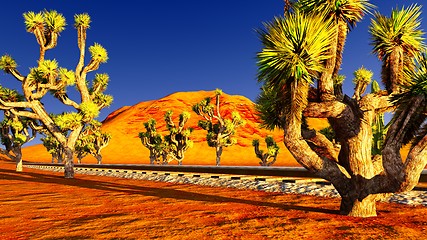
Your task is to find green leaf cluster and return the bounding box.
[53,112,83,130]
[80,101,100,119]
[89,43,109,63]
[74,13,91,28]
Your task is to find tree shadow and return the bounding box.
[0,167,339,215]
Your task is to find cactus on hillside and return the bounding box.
[192,89,246,166]
[252,136,280,166]
[164,110,193,165]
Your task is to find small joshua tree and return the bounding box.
[164,110,193,165]
[139,119,166,164]
[252,136,280,166]
[0,86,37,171]
[192,89,245,166]
[75,121,111,164]
[353,66,374,100]
[41,133,64,163]
[0,114,37,172]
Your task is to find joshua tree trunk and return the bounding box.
[63,147,75,179]
[13,146,23,172]
[215,146,223,166]
[96,154,102,164]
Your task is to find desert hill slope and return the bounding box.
[23,91,328,166]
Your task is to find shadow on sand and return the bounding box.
[0,163,339,215]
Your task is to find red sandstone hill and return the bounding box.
[22,91,330,166]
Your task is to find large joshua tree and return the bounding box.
[257,2,427,217]
[192,89,245,166]
[0,11,112,178]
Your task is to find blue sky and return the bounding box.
[0,0,426,123]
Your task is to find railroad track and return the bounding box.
[23,162,427,187]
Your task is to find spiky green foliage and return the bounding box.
[89,43,109,63]
[353,66,373,84]
[0,85,24,102]
[255,86,287,130]
[296,0,374,29]
[44,10,66,33]
[53,112,83,131]
[370,5,424,61]
[257,12,335,86]
[390,56,427,146]
[0,55,17,73]
[23,11,44,32]
[80,101,100,119]
[74,13,91,28]
[192,90,245,165]
[370,4,425,93]
[334,74,346,85]
[252,136,280,166]
[256,11,335,127]
[353,66,374,99]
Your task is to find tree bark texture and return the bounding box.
[63,147,75,179]
[216,146,223,166]
[287,81,427,217]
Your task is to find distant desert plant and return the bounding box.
[75,120,111,164]
[0,86,38,171]
[252,136,279,166]
[192,89,245,166]
[139,111,193,165]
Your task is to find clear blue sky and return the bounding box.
[0,0,426,122]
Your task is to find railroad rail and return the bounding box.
[24,162,427,185]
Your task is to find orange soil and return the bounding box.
[1,159,426,239]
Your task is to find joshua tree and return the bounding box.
[192,89,245,166]
[0,11,112,178]
[139,119,167,165]
[0,86,37,171]
[75,121,111,164]
[353,67,374,100]
[139,111,193,165]
[41,133,64,163]
[256,2,427,217]
[164,110,193,165]
[0,113,37,172]
[252,136,280,166]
